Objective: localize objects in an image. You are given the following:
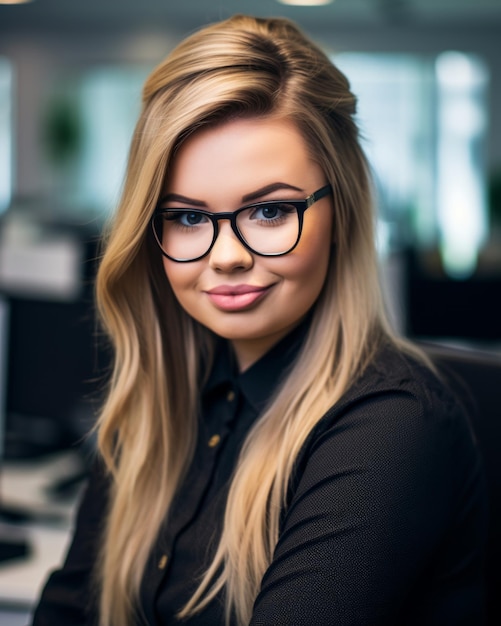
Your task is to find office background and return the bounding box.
[0,0,500,623]
[2,0,500,454]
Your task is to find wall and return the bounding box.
[0,29,180,199]
[0,20,500,201]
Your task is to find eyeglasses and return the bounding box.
[151,184,332,262]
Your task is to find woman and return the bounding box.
[32,14,487,626]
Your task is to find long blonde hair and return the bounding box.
[95,14,403,626]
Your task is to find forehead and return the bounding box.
[164,116,323,204]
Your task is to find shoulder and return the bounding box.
[292,341,480,499]
[281,342,486,544]
[320,341,468,437]
[341,341,457,413]
[266,344,487,626]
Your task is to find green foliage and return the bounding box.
[42,96,82,166]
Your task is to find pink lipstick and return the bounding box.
[205,284,273,311]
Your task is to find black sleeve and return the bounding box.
[31,459,109,626]
[249,389,487,626]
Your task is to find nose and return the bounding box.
[208,220,253,272]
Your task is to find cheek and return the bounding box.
[290,221,333,284]
[295,227,333,312]
[273,234,332,308]
[162,259,199,301]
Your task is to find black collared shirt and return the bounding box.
[141,323,309,625]
[32,325,487,625]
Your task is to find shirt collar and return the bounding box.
[203,315,311,414]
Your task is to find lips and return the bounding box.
[207,284,268,296]
[205,284,273,311]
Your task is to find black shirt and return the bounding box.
[32,326,487,625]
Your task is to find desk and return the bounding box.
[0,453,82,623]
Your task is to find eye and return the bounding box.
[260,205,280,219]
[166,210,209,227]
[249,203,296,223]
[182,211,205,226]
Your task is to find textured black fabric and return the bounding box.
[31,329,487,626]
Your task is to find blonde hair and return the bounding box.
[95,14,407,626]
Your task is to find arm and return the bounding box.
[30,458,109,626]
[249,389,486,625]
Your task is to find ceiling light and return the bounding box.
[277,0,334,6]
[0,1,34,4]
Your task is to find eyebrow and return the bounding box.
[159,182,304,207]
[241,182,304,203]
[159,193,207,207]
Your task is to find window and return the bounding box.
[435,52,489,277]
[40,66,150,218]
[334,52,489,278]
[0,57,12,215]
[77,67,149,214]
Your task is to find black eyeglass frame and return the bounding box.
[151,183,332,262]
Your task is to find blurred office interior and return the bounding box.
[1,0,500,460]
[0,0,500,622]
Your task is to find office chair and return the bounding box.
[421,341,501,626]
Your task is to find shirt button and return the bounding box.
[226,390,236,402]
[208,434,221,448]
[158,554,168,570]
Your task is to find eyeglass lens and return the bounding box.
[153,202,300,261]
